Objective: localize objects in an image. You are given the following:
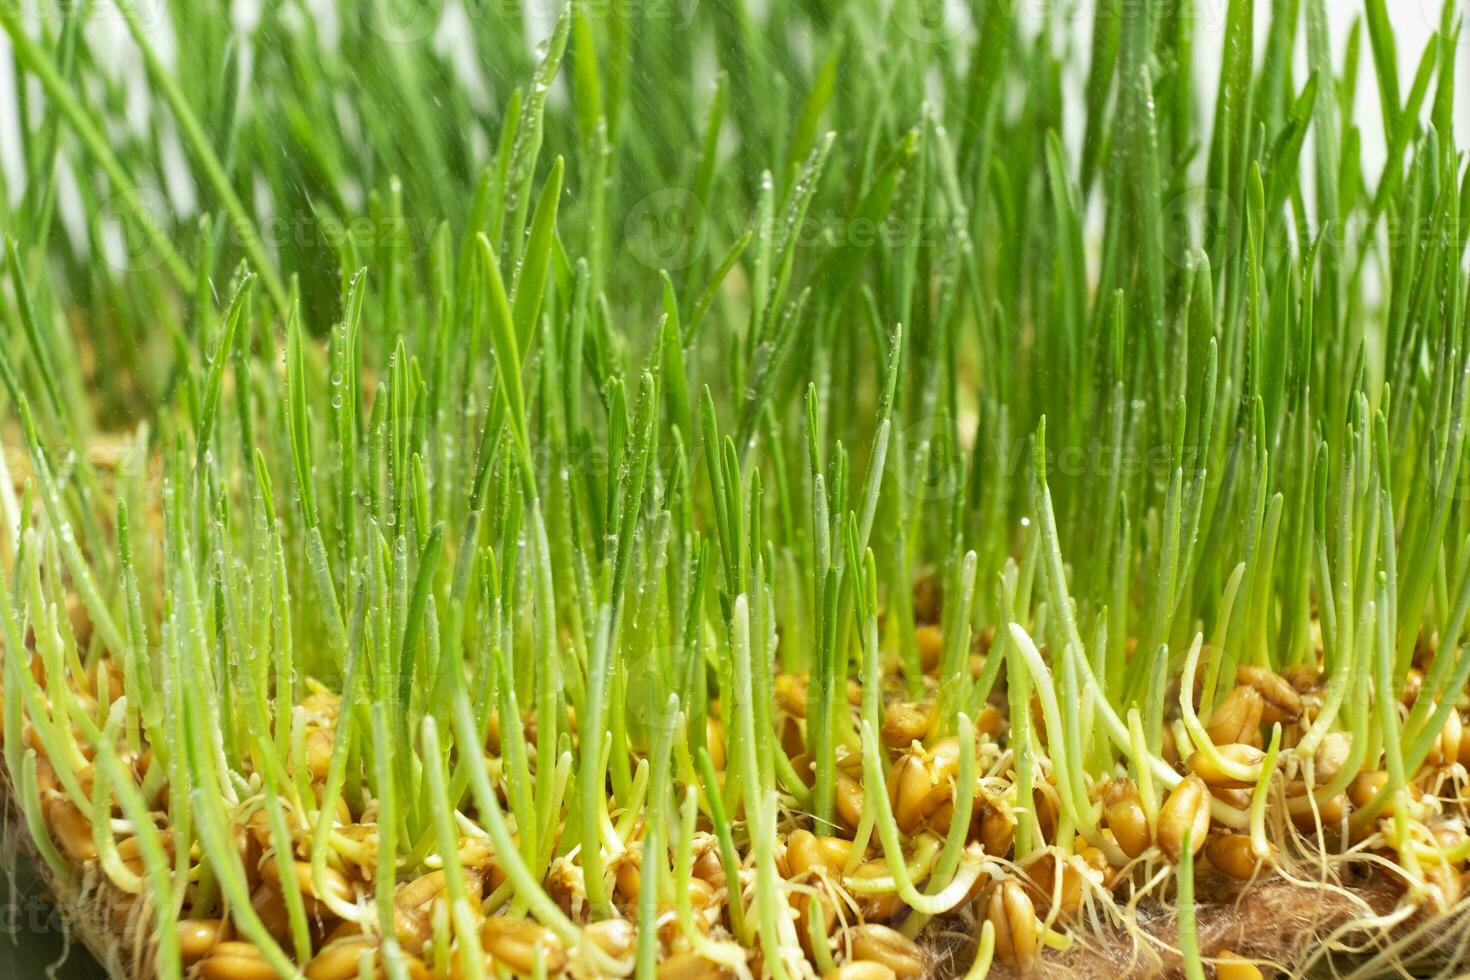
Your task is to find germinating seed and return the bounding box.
[1159,776,1212,863]
[1187,743,1267,790]
[1234,667,1304,725]
[986,882,1040,966]
[1206,687,1265,748]
[199,943,277,980]
[480,918,567,975]
[303,937,376,980]
[176,919,230,963]
[1205,835,1272,882]
[824,963,897,980]
[1215,950,1265,980]
[844,925,925,979]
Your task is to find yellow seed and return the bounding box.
[788,751,817,791]
[780,715,806,758]
[1445,708,1464,763]
[1158,774,1211,862]
[915,624,944,670]
[1346,770,1423,820]
[891,737,962,833]
[796,892,838,961]
[657,951,730,979]
[245,808,274,852]
[849,857,900,896]
[1216,950,1265,980]
[395,904,433,953]
[845,924,926,978]
[783,830,816,877]
[986,881,1040,965]
[913,576,942,625]
[692,845,725,887]
[775,673,811,718]
[786,830,856,879]
[927,798,957,835]
[31,757,59,796]
[1032,784,1059,844]
[1209,785,1252,810]
[705,717,726,772]
[1431,822,1469,854]
[1080,849,1111,897]
[1402,667,1424,706]
[836,771,865,831]
[177,919,230,963]
[1161,724,1179,767]
[1348,770,1390,810]
[1186,743,1265,789]
[931,787,1012,851]
[47,797,97,863]
[686,877,715,910]
[1313,732,1352,782]
[584,918,637,959]
[200,942,277,980]
[1427,706,1463,769]
[1287,783,1347,829]
[485,711,503,754]
[1235,665,1304,723]
[480,916,567,974]
[1021,852,1093,916]
[396,869,448,911]
[881,702,930,748]
[615,852,643,901]
[825,963,898,980]
[975,796,1015,857]
[305,937,375,980]
[261,859,353,915]
[452,834,499,881]
[1205,834,1271,881]
[891,754,929,832]
[1101,778,1150,858]
[115,830,174,868]
[1206,686,1263,747]
[250,883,290,943]
[299,688,342,717]
[303,728,333,782]
[851,860,903,920]
[1280,664,1321,692]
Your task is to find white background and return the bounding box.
[0,1,1467,230]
